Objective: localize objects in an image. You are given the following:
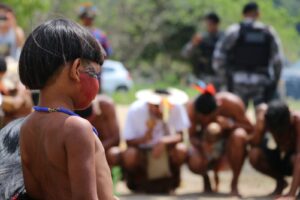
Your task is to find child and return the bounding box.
[18,18,116,199]
[202,122,225,192]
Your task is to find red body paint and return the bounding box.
[75,73,99,109]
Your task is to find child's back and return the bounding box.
[18,19,116,200]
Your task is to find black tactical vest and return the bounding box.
[229,22,272,73]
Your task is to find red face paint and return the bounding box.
[75,73,99,109]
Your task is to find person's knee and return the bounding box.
[106,146,121,166]
[187,149,207,174]
[230,128,247,146]
[122,147,140,170]
[170,143,187,166]
[293,154,300,166]
[248,147,263,168]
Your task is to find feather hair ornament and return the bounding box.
[192,81,216,96]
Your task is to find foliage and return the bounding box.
[2,0,50,31]
[5,0,300,84]
[109,81,199,105]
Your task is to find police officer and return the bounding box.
[182,12,224,90]
[213,2,284,107]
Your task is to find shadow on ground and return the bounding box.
[119,192,275,200]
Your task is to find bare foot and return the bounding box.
[270,179,288,196]
[230,189,242,198]
[203,174,213,193]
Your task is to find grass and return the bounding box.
[287,98,300,110]
[108,82,199,105]
[108,82,300,111]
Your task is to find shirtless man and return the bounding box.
[75,95,120,160]
[187,89,253,196]
[249,101,300,199]
[18,19,115,199]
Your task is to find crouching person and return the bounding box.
[109,88,190,193]
[249,101,300,199]
[186,84,253,196]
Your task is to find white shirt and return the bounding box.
[123,100,190,148]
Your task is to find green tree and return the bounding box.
[5,0,300,84]
[2,0,50,32]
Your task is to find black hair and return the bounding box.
[75,105,93,118]
[204,12,220,24]
[194,93,217,114]
[155,88,170,95]
[265,101,290,134]
[0,57,7,73]
[0,3,13,13]
[243,2,259,14]
[19,18,104,90]
[78,6,96,19]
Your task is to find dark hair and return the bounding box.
[78,5,97,19]
[155,88,170,95]
[0,3,13,13]
[19,18,104,90]
[0,57,7,73]
[194,93,217,114]
[204,12,220,24]
[243,2,259,14]
[75,105,93,118]
[265,101,290,134]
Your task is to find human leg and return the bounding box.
[169,142,188,166]
[187,146,212,192]
[106,146,122,167]
[121,147,142,171]
[226,128,247,196]
[249,146,287,195]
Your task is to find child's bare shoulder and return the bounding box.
[63,116,96,144]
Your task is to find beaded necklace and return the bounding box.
[33,106,99,136]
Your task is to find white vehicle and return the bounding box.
[101,60,133,93]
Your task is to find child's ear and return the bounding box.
[69,58,81,82]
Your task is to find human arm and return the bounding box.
[189,120,203,149]
[153,104,189,157]
[286,117,300,197]
[152,129,183,158]
[249,104,268,146]
[268,26,284,84]
[15,26,25,48]
[100,32,113,57]
[159,128,183,145]
[65,117,99,200]
[212,24,240,71]
[216,98,253,134]
[126,128,153,146]
[6,12,24,48]
[181,34,202,58]
[99,100,120,150]
[187,102,204,150]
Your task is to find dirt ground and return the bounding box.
[115,105,292,200]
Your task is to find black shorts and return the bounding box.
[261,138,294,176]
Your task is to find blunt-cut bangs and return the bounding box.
[19,18,105,90]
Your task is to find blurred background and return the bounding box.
[3,0,300,106]
[1,1,300,199]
